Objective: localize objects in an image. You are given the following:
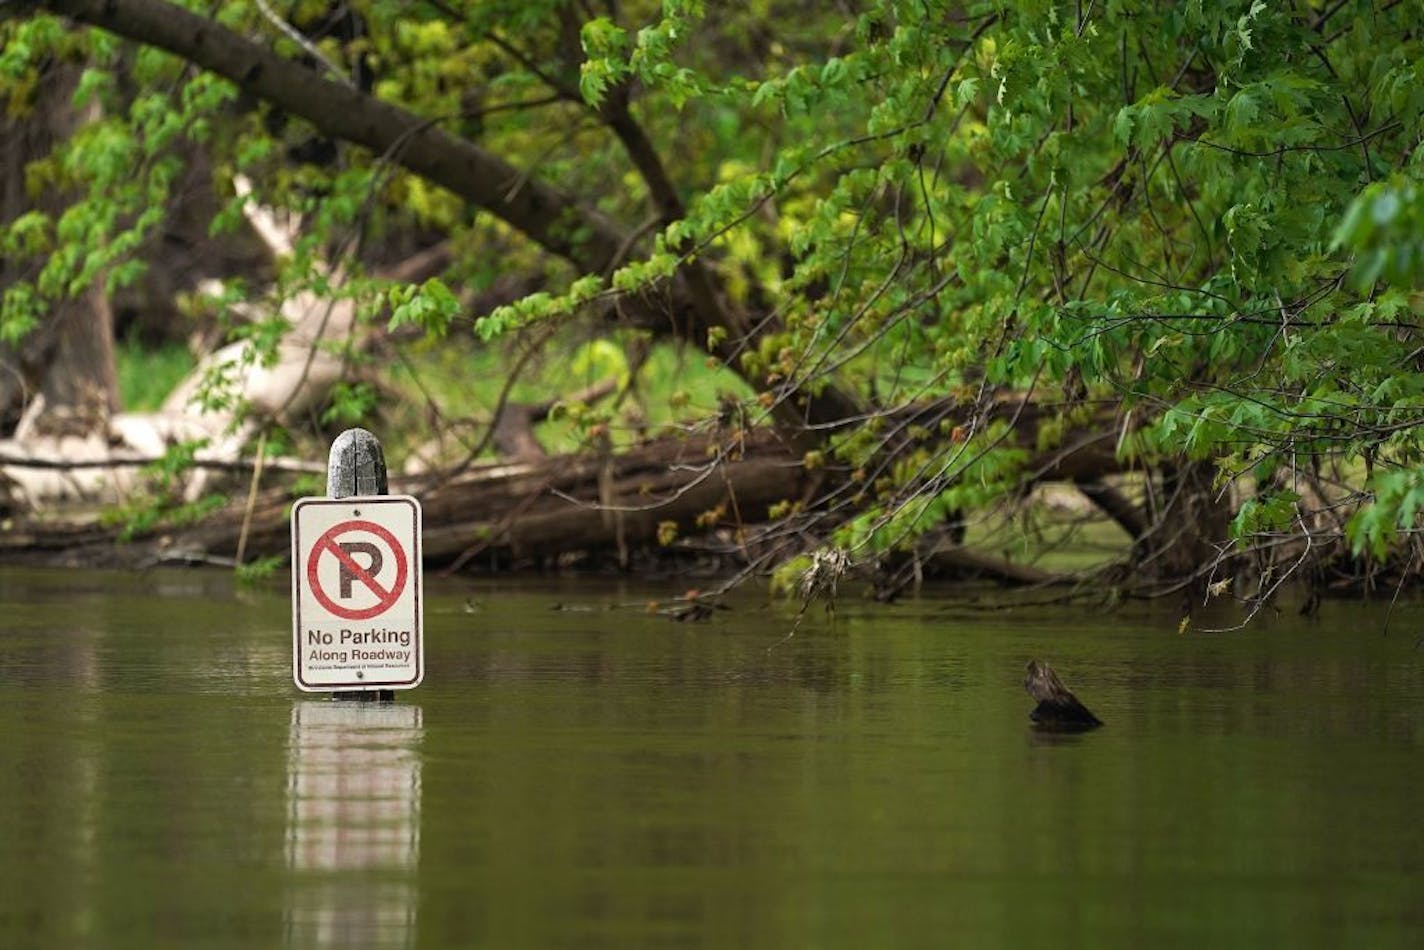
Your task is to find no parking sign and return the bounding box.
[291,495,423,691]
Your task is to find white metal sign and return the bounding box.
[291,495,424,691]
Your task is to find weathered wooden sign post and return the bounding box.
[291,428,424,701]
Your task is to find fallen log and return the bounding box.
[0,383,1153,573]
[0,430,810,569]
[0,395,1148,573]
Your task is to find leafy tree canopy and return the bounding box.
[3,0,1422,605]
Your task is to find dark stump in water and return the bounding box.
[1024,659,1102,731]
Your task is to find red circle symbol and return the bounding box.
[306,520,408,620]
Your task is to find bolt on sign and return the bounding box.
[291,496,424,691]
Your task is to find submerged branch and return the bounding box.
[1024,659,1103,730]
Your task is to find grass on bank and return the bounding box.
[116,337,194,412]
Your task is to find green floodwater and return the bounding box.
[0,569,1421,949]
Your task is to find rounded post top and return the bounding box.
[327,427,388,498]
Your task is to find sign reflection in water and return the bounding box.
[285,702,423,948]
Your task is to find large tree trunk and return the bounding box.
[15,286,120,438]
[1,57,118,438]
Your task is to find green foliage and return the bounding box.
[235,554,286,587]
[1333,179,1424,289]
[2,19,243,372]
[579,17,631,106]
[1348,469,1424,560]
[389,279,460,338]
[769,554,813,599]
[1231,490,1299,545]
[321,381,378,427]
[105,486,228,541]
[7,0,1424,581]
